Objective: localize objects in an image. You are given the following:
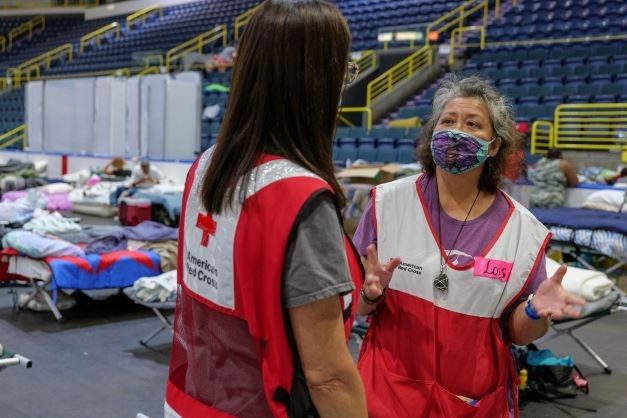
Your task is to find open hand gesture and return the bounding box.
[532,265,587,320]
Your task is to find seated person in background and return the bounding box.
[530,148,578,208]
[103,157,131,177]
[130,160,162,188]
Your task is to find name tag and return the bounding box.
[473,256,513,283]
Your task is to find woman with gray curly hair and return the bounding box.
[352,75,585,417]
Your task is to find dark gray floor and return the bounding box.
[1,284,625,418]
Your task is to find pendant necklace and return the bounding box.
[434,184,481,293]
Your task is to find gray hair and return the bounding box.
[430,74,516,145]
[418,74,523,193]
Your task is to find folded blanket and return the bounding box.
[133,270,177,303]
[546,258,613,301]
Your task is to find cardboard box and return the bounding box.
[337,164,404,185]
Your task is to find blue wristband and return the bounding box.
[524,294,541,320]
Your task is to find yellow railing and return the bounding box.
[366,46,432,106]
[9,16,45,49]
[126,5,163,31]
[0,0,102,7]
[338,107,373,130]
[554,104,627,160]
[234,5,259,41]
[389,117,421,129]
[0,36,5,53]
[478,32,627,49]
[143,54,163,67]
[530,120,554,155]
[0,77,6,91]
[165,25,228,72]
[137,66,161,76]
[32,67,132,81]
[355,50,377,76]
[426,0,489,46]
[449,25,485,65]
[10,43,73,87]
[79,22,120,53]
[0,125,26,150]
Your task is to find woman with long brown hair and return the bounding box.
[165,1,366,417]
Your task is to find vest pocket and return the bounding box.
[434,383,509,418]
[370,368,509,418]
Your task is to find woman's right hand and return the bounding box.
[361,244,401,299]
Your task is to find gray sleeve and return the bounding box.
[282,192,355,309]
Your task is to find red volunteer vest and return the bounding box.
[166,150,362,418]
[358,174,550,418]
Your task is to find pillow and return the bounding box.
[40,182,74,195]
[581,190,625,212]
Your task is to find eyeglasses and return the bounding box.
[344,60,360,85]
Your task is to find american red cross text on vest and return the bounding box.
[196,212,217,247]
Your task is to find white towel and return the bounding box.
[545,258,613,301]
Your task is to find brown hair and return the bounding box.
[111,157,125,169]
[417,75,519,194]
[200,0,350,213]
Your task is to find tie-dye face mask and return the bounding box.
[430,129,495,174]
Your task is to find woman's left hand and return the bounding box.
[531,265,587,320]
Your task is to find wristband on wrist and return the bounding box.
[524,293,542,320]
[360,286,388,305]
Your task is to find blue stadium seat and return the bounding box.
[375,138,398,163]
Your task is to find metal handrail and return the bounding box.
[459,32,627,50]
[137,66,161,76]
[449,25,485,65]
[234,5,260,41]
[8,16,45,49]
[553,104,627,158]
[79,22,120,53]
[10,43,73,87]
[355,50,377,76]
[426,0,488,46]
[142,54,164,67]
[32,67,132,81]
[0,124,26,150]
[530,120,554,155]
[126,5,163,31]
[0,36,5,53]
[366,46,432,106]
[338,107,373,130]
[165,25,228,72]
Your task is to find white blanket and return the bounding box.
[545,258,613,301]
[23,210,82,235]
[69,181,119,206]
[133,270,177,303]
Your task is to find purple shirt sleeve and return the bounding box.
[522,250,548,298]
[352,198,377,257]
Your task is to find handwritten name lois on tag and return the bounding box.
[473,256,513,282]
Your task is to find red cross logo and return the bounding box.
[196,212,217,247]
